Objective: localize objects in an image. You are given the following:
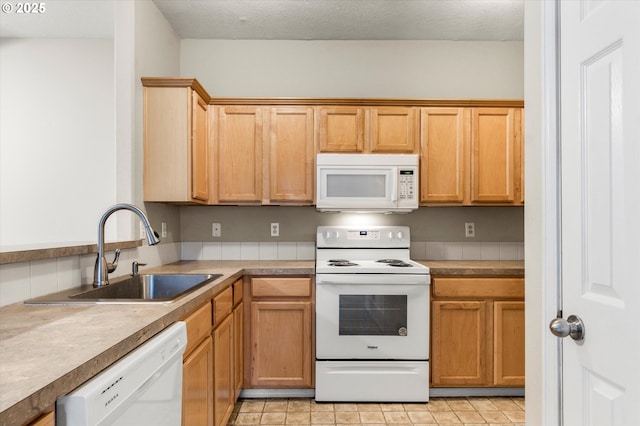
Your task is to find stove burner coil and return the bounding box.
[389,262,413,267]
[376,259,405,264]
[328,260,359,267]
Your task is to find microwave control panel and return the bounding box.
[398,169,417,201]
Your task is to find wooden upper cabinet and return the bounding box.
[369,107,419,153]
[420,106,523,206]
[317,106,365,152]
[191,92,209,201]
[517,109,525,205]
[266,107,315,204]
[215,106,264,203]
[420,108,468,203]
[317,106,418,153]
[470,108,516,204]
[142,79,210,203]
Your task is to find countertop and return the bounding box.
[0,259,522,425]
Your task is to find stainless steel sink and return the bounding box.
[25,273,221,304]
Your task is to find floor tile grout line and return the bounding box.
[228,396,525,425]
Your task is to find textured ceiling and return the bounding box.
[0,0,523,41]
[152,0,524,41]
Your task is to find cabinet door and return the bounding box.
[420,108,468,203]
[493,301,525,386]
[266,107,315,203]
[517,108,525,205]
[183,336,213,426]
[233,302,244,400]
[317,106,365,152]
[191,90,209,201]
[217,106,264,202]
[369,107,418,153]
[143,87,192,202]
[470,108,516,203]
[250,301,312,388]
[431,300,487,386]
[28,412,54,426]
[213,314,234,426]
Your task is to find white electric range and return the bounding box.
[315,225,430,402]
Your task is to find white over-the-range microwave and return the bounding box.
[316,153,419,213]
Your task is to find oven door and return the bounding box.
[316,273,429,360]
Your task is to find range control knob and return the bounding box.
[396,231,404,240]
[388,232,395,239]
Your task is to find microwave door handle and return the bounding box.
[390,170,398,202]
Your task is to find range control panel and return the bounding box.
[346,230,381,240]
[317,226,411,249]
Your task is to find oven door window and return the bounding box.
[339,295,408,336]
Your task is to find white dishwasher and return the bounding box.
[56,321,187,426]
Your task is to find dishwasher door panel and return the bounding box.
[56,322,187,426]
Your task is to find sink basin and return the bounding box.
[25,273,221,304]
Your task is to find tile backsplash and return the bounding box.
[0,243,181,307]
[181,241,524,262]
[181,241,316,261]
[0,240,523,307]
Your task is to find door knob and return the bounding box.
[549,314,585,341]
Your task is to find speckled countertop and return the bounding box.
[421,260,524,277]
[0,259,522,425]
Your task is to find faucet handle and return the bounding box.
[107,249,121,273]
[132,261,147,276]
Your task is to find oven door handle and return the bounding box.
[317,280,428,286]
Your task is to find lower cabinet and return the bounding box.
[233,301,244,397]
[213,314,234,426]
[493,301,525,386]
[431,300,487,386]
[28,411,55,426]
[182,301,214,425]
[246,277,314,389]
[183,336,214,425]
[430,277,525,387]
[181,278,244,426]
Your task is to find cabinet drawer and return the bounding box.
[214,286,233,325]
[433,277,524,299]
[252,277,311,298]
[182,301,213,355]
[233,278,243,306]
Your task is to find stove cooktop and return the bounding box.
[315,258,429,275]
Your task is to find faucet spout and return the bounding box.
[94,203,160,288]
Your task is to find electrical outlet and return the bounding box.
[212,223,221,237]
[271,223,279,237]
[161,222,167,238]
[465,222,476,238]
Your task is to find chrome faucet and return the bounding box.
[94,203,160,287]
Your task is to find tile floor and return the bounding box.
[227,397,525,425]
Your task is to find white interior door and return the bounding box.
[558,1,640,425]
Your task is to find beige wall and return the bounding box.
[180,39,524,98]
[180,206,523,243]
